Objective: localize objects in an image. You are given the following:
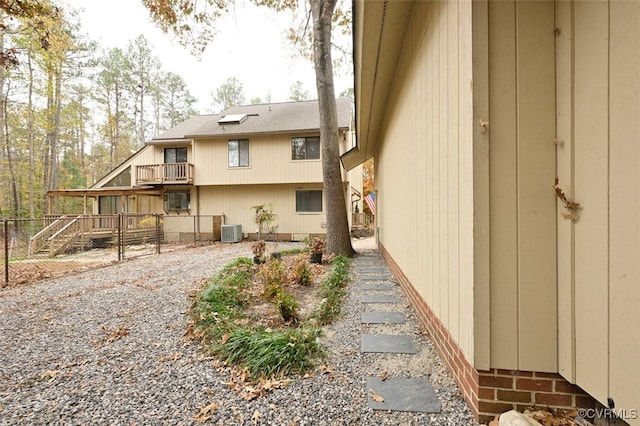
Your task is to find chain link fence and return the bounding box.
[1,214,168,286]
[1,214,231,286]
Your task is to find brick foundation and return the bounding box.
[379,244,597,424]
[247,232,293,242]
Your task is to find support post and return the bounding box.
[4,220,8,285]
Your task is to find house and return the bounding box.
[49,98,363,242]
[345,0,640,424]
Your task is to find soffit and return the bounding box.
[353,0,415,166]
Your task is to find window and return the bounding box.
[103,167,131,187]
[228,139,249,167]
[164,147,187,163]
[292,136,320,160]
[163,190,190,211]
[296,190,323,213]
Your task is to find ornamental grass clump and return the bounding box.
[211,326,323,377]
[313,256,351,324]
[191,257,254,338]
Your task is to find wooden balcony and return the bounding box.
[135,163,194,185]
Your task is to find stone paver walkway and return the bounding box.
[351,249,442,414]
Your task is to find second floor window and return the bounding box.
[292,136,320,160]
[228,139,249,167]
[164,147,187,163]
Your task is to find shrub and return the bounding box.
[257,259,285,301]
[308,236,326,254]
[252,240,266,260]
[274,289,299,322]
[291,255,312,286]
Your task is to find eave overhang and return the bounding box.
[346,0,415,170]
[47,186,162,198]
[145,138,194,146]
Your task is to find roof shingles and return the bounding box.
[151,98,352,141]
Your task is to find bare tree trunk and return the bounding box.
[0,15,5,218]
[49,66,63,192]
[27,48,35,218]
[3,94,19,215]
[310,0,353,257]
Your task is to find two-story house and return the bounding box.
[50,98,361,242]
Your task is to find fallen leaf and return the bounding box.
[158,352,183,362]
[193,402,219,423]
[221,333,229,344]
[370,389,384,403]
[40,370,60,381]
[379,371,389,381]
[103,327,130,344]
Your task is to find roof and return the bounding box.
[151,98,353,141]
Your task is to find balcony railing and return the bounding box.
[135,163,194,185]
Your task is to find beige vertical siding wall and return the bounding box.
[375,0,479,365]
[487,0,557,372]
[198,184,327,237]
[556,0,640,417]
[194,134,324,185]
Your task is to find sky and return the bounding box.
[63,0,354,114]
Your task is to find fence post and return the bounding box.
[156,214,161,255]
[193,215,197,245]
[117,213,122,261]
[4,220,8,285]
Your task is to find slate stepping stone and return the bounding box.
[361,311,406,324]
[366,377,441,413]
[361,334,417,353]
[361,283,394,291]
[357,266,388,272]
[360,275,393,281]
[361,294,397,304]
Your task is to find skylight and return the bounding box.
[218,114,248,125]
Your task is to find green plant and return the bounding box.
[210,326,323,377]
[275,289,299,322]
[251,203,277,239]
[189,254,349,379]
[138,215,162,228]
[313,256,351,324]
[191,257,255,337]
[278,247,304,256]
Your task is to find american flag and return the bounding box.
[364,192,376,216]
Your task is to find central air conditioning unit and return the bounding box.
[221,224,242,243]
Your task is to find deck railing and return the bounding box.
[135,163,194,185]
[352,212,373,230]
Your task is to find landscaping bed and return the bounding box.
[187,248,351,378]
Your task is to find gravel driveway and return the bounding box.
[0,239,478,425]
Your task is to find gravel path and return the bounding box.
[0,239,479,425]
